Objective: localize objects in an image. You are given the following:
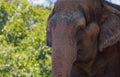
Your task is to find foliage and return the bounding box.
[0,0,52,77]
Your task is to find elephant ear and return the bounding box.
[99,14,120,51]
[46,8,55,47]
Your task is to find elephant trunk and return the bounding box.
[52,36,77,77]
[51,20,77,77]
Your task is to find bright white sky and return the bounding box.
[28,0,56,6]
[107,0,120,5]
[29,0,120,6]
[30,0,47,5]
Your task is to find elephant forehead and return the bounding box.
[49,11,85,27]
[60,11,84,21]
[55,0,79,11]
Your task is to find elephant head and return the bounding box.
[47,0,120,77]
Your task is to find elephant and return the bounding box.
[46,0,120,77]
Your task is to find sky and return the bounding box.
[107,0,120,5]
[29,0,120,6]
[28,0,56,7]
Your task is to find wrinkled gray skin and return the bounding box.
[47,0,120,77]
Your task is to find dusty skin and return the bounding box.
[47,0,120,77]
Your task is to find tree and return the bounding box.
[0,0,52,77]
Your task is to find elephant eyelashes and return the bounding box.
[79,26,86,31]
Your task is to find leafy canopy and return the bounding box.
[0,0,52,77]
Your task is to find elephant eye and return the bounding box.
[79,25,86,31]
[71,22,86,34]
[75,26,85,39]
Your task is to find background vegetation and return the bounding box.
[0,0,52,77]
